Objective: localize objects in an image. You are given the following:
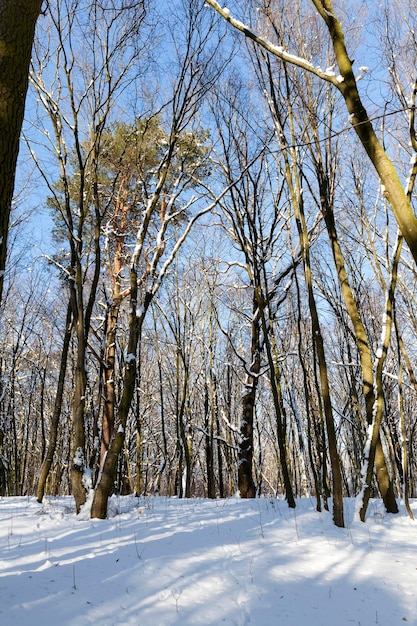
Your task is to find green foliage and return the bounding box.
[47,115,211,267]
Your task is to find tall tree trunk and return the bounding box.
[269,72,344,524]
[293,268,322,511]
[101,296,121,468]
[152,332,168,496]
[296,196,344,527]
[216,402,225,498]
[238,294,260,498]
[36,303,73,502]
[71,311,88,513]
[204,380,215,498]
[395,323,417,517]
[395,324,414,520]
[259,303,295,508]
[90,278,149,519]
[0,0,42,305]
[70,244,89,512]
[316,170,397,516]
[177,350,191,498]
[70,167,101,513]
[359,234,402,520]
[206,312,217,498]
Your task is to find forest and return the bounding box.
[1,0,417,529]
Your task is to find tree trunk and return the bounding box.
[204,380,216,498]
[395,323,416,518]
[216,406,225,498]
[238,295,259,498]
[0,0,42,304]
[271,74,344,524]
[101,297,121,468]
[260,305,295,508]
[70,268,89,513]
[317,174,397,517]
[238,385,257,498]
[296,197,344,527]
[90,274,147,519]
[359,234,402,520]
[293,268,322,511]
[36,303,73,502]
[300,217,344,527]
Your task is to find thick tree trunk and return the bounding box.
[91,331,138,517]
[91,274,148,519]
[71,347,88,512]
[238,385,257,498]
[0,0,42,304]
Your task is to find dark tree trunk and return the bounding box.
[238,295,260,498]
[238,385,257,498]
[91,279,150,519]
[0,0,42,304]
[36,303,73,502]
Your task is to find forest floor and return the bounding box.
[0,494,416,625]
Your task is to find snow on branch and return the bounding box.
[205,1,342,87]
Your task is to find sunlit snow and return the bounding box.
[0,496,416,625]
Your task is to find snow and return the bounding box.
[72,448,84,470]
[356,67,369,81]
[206,0,343,87]
[1,496,416,625]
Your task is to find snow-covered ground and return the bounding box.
[1,495,416,625]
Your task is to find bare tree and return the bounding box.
[206,0,417,262]
[29,0,150,511]
[208,64,299,503]
[90,0,229,518]
[205,0,417,522]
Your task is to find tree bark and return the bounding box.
[296,196,344,527]
[36,303,73,502]
[259,303,296,508]
[238,294,259,498]
[310,150,398,516]
[359,234,402,520]
[90,277,148,519]
[0,0,42,304]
